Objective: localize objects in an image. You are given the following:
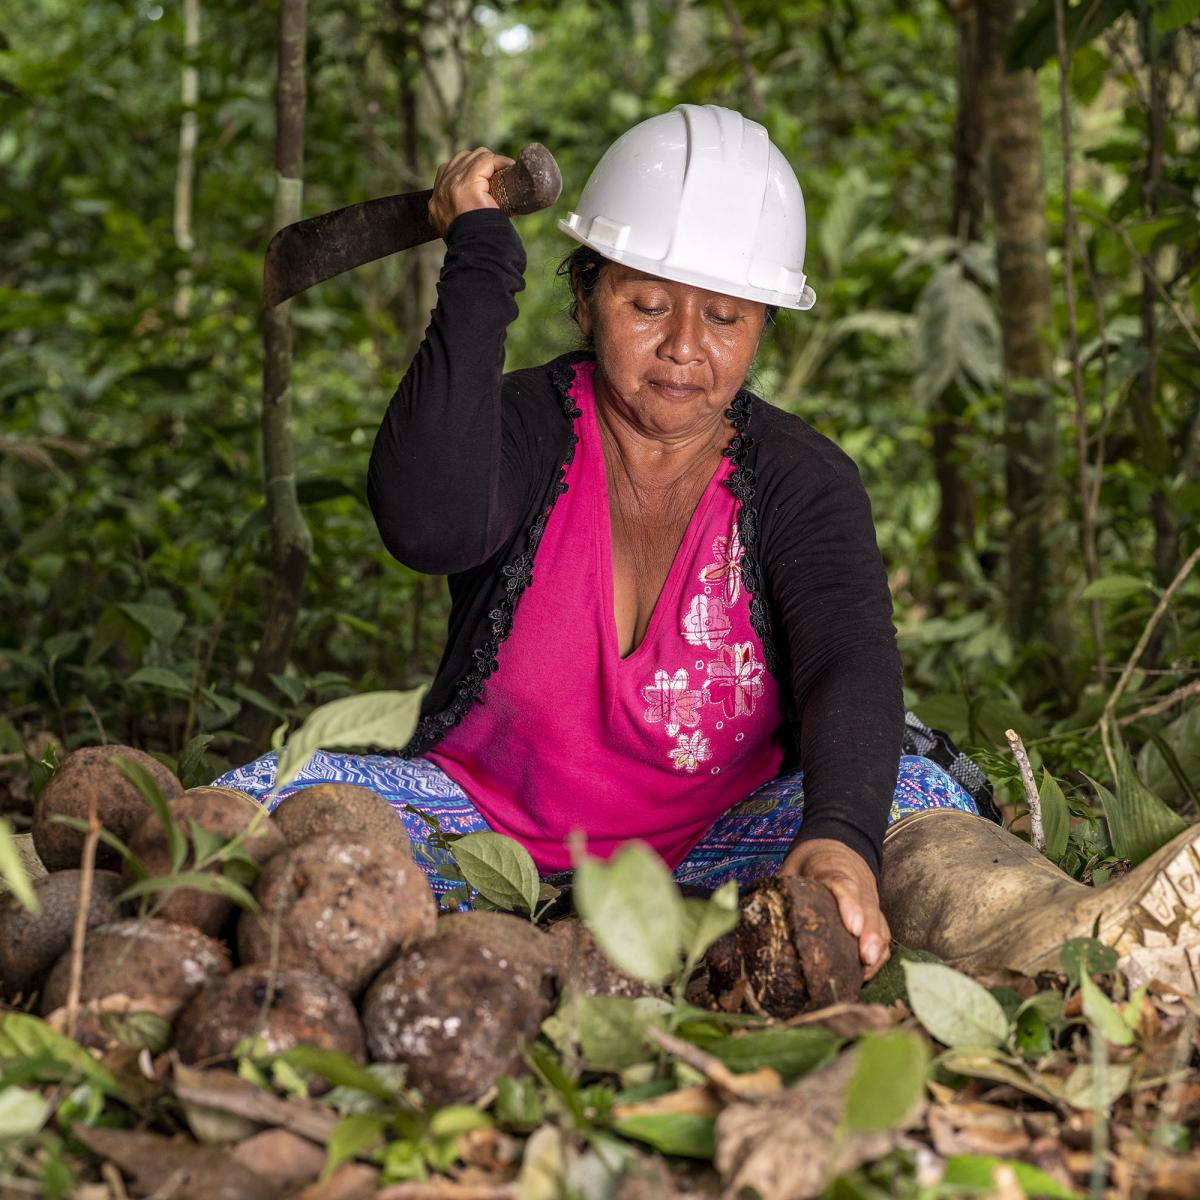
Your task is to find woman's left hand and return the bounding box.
[779,838,891,981]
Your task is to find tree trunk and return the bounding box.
[977,0,1067,650]
[932,1,985,602]
[237,0,312,756]
[172,0,200,319]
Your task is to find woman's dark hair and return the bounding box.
[556,243,608,328]
[555,243,779,332]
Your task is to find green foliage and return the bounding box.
[451,832,541,917]
[842,1029,929,1133]
[903,961,1009,1049]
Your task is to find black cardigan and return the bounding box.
[367,209,904,875]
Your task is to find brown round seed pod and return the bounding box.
[0,870,127,1001]
[270,783,412,855]
[125,789,284,935]
[546,916,661,998]
[703,876,862,1017]
[174,966,365,1066]
[362,933,555,1106]
[431,910,560,988]
[237,834,435,996]
[33,745,183,871]
[40,918,231,1018]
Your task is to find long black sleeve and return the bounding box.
[755,415,904,877]
[367,209,530,575]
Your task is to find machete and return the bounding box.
[263,143,562,309]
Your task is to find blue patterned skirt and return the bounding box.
[215,752,978,896]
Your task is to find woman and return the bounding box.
[222,105,988,982]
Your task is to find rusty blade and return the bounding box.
[263,189,436,309]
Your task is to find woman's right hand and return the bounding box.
[428,147,516,238]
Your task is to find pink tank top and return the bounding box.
[427,362,784,871]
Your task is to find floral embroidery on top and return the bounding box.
[682,594,732,650]
[704,641,765,720]
[670,732,712,773]
[641,668,705,737]
[699,528,744,605]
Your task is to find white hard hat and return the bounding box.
[559,104,816,311]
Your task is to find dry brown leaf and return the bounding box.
[715,1048,925,1200]
[230,1128,327,1189]
[168,1061,339,1144]
[1112,1136,1200,1199]
[457,1126,521,1173]
[289,1164,380,1200]
[927,1101,1030,1158]
[71,1126,283,1199]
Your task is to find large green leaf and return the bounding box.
[0,820,39,913]
[1006,0,1135,70]
[274,687,427,792]
[913,264,1000,404]
[903,962,1009,1049]
[1138,705,1200,810]
[573,841,684,984]
[1039,770,1070,863]
[843,1029,929,1132]
[572,995,673,1071]
[611,1112,715,1159]
[1080,574,1153,602]
[1089,742,1188,866]
[452,831,540,915]
[705,1027,841,1083]
[943,1156,1082,1198]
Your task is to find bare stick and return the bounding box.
[64,792,101,1036]
[1006,728,1044,854]
[1117,678,1200,727]
[1101,542,1200,777]
[1053,0,1104,680]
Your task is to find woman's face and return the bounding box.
[576,263,767,441]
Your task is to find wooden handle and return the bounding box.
[488,144,563,216]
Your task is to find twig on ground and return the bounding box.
[65,791,102,1036]
[645,1025,781,1099]
[1101,543,1200,777]
[1006,729,1044,854]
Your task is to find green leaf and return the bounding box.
[1088,742,1188,866]
[1060,938,1119,987]
[573,841,684,984]
[704,1027,840,1083]
[1155,0,1200,34]
[573,995,673,1071]
[118,602,185,646]
[98,1011,172,1053]
[1138,705,1200,813]
[323,1112,386,1178]
[0,820,39,913]
[118,870,258,912]
[943,1156,1082,1198]
[274,687,427,791]
[842,1029,929,1132]
[452,832,540,915]
[279,1047,399,1101]
[0,1085,51,1138]
[0,1014,121,1096]
[177,734,216,789]
[1039,770,1070,863]
[112,756,186,871]
[903,961,1009,1048]
[1063,1062,1132,1110]
[1006,0,1133,70]
[611,1113,715,1159]
[127,666,193,697]
[1080,974,1135,1047]
[495,1076,544,1130]
[679,880,739,974]
[1080,574,1152,602]
[188,820,227,867]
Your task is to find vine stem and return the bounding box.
[64,792,101,1037]
[1006,728,1044,854]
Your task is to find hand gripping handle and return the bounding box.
[488,144,563,216]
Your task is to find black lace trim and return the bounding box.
[401,358,585,757]
[723,391,797,757]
